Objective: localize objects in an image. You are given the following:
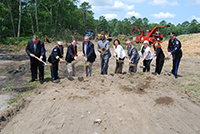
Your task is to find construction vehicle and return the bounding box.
[132,25,170,44]
[85,30,95,40]
[96,31,114,41]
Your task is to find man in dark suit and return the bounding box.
[126,40,140,73]
[26,35,46,84]
[66,39,78,76]
[48,41,64,81]
[82,36,96,77]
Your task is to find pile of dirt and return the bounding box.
[155,96,174,105]
[1,69,200,133]
[0,98,31,131]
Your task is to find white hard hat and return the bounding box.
[143,40,149,44]
[57,41,64,45]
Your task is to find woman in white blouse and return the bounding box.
[113,39,126,74]
[140,40,153,72]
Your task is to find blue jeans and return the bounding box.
[100,55,109,75]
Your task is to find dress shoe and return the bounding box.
[29,79,35,83]
[40,80,44,84]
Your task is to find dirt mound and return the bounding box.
[2,70,200,134]
[0,98,31,131]
[155,96,174,105]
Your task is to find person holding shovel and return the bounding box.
[66,39,78,76]
[97,34,111,75]
[82,36,96,77]
[126,40,140,73]
[140,40,153,72]
[26,35,46,84]
[113,39,126,74]
[152,41,165,75]
[48,41,64,81]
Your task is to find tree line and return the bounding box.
[0,0,200,43]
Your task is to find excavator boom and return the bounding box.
[148,25,170,37]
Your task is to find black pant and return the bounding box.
[172,57,181,76]
[30,59,44,81]
[115,58,124,74]
[143,59,152,72]
[51,62,59,80]
[155,60,164,74]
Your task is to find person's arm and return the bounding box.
[139,45,143,57]
[82,42,85,56]
[60,47,64,58]
[75,45,78,56]
[40,41,45,60]
[167,40,172,57]
[105,41,110,53]
[97,41,101,52]
[130,47,136,61]
[25,41,32,56]
[167,40,171,52]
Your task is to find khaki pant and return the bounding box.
[86,62,93,77]
[67,63,75,76]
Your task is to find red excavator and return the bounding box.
[132,25,170,44]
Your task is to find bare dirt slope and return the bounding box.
[1,33,200,134]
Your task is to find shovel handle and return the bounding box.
[33,56,47,65]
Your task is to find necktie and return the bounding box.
[34,44,36,53]
[101,41,104,47]
[74,47,77,56]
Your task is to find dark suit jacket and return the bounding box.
[167,38,182,59]
[156,47,165,62]
[26,40,46,64]
[48,45,64,64]
[65,44,77,63]
[127,44,140,64]
[82,41,96,63]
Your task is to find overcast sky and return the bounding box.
[79,0,200,25]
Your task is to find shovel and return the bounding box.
[129,63,135,67]
[164,57,170,60]
[139,63,145,68]
[34,55,48,65]
[151,60,156,67]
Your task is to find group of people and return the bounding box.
[25,32,182,84]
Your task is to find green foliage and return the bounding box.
[1,0,200,44]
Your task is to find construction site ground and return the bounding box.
[0,33,200,134]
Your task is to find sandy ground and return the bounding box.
[1,33,200,134]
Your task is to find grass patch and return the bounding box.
[0,86,12,91]
[130,79,134,84]
[179,83,200,99]
[178,84,185,88]
[8,98,18,105]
